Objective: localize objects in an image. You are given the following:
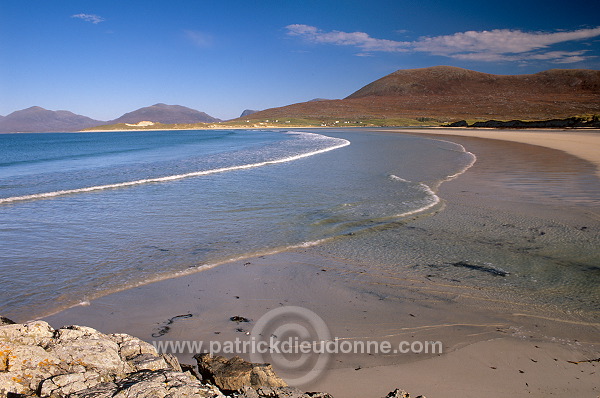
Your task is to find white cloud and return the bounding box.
[413,27,600,55]
[285,24,600,64]
[72,13,105,24]
[184,30,214,48]
[286,24,409,52]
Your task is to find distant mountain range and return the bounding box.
[0,107,103,133]
[0,103,221,133]
[241,66,600,121]
[3,66,599,132]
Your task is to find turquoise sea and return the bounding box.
[0,129,475,319]
[1,128,598,321]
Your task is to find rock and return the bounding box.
[469,116,600,128]
[384,389,410,398]
[383,388,426,398]
[68,369,225,398]
[233,386,334,398]
[230,316,251,323]
[39,372,100,396]
[446,120,468,127]
[161,352,183,372]
[0,320,55,346]
[0,321,199,397]
[0,320,333,398]
[128,352,169,371]
[0,316,16,326]
[195,353,287,392]
[48,325,133,377]
[111,333,160,360]
[182,362,203,380]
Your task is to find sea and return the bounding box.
[0,129,598,321]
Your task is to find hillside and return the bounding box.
[0,104,222,132]
[240,109,259,118]
[109,103,221,124]
[239,66,600,122]
[0,107,103,132]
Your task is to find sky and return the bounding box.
[1,0,600,121]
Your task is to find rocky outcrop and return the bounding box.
[0,317,425,398]
[233,386,334,398]
[383,389,426,398]
[469,117,600,128]
[195,354,287,392]
[445,120,468,127]
[445,116,600,129]
[0,319,223,397]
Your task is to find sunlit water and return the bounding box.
[0,129,474,319]
[1,129,598,320]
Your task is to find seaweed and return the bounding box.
[450,261,509,277]
[151,313,193,338]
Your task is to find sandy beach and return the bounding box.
[44,128,600,398]
[393,127,600,178]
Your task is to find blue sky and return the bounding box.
[1,0,599,121]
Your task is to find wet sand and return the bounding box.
[392,128,600,177]
[44,129,600,398]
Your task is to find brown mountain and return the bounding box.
[240,66,600,121]
[0,106,103,132]
[109,103,221,124]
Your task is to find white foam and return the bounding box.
[388,138,477,219]
[0,133,350,205]
[428,138,478,181]
[389,175,410,183]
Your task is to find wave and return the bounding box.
[46,237,334,319]
[0,132,350,205]
[389,175,441,218]
[387,140,476,219]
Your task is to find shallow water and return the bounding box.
[308,133,600,317]
[0,129,474,319]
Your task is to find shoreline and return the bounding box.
[41,128,600,397]
[388,127,600,178]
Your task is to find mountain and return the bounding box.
[0,106,103,132]
[0,103,222,132]
[238,66,600,121]
[240,109,260,118]
[109,103,221,124]
[346,66,600,98]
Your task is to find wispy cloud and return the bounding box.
[184,30,214,48]
[71,13,105,24]
[286,24,600,64]
[286,24,409,52]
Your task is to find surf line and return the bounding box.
[0,138,350,205]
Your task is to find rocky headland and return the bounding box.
[0,317,423,398]
[445,116,600,128]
